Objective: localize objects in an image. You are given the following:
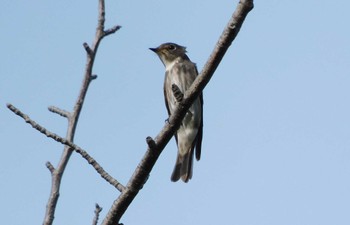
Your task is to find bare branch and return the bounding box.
[48,106,71,118]
[83,42,94,56]
[9,0,252,224]
[101,0,254,224]
[46,161,55,174]
[6,103,125,192]
[146,136,156,150]
[90,74,98,80]
[104,25,122,36]
[92,204,103,225]
[97,0,106,34]
[7,103,61,139]
[94,0,121,50]
[38,0,121,222]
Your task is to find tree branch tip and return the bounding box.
[48,106,70,118]
[243,0,254,9]
[146,136,156,149]
[83,42,93,55]
[113,25,122,31]
[92,203,103,225]
[95,203,103,212]
[6,103,18,114]
[104,25,122,36]
[90,74,98,80]
[6,103,22,116]
[46,161,55,173]
[6,103,15,110]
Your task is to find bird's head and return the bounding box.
[150,42,188,67]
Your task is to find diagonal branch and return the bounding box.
[48,106,71,118]
[7,103,125,192]
[101,0,254,224]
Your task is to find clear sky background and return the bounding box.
[1,0,350,225]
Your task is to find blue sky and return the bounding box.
[1,0,350,225]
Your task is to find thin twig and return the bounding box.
[105,25,121,36]
[46,161,55,174]
[83,43,94,56]
[90,74,98,80]
[41,1,121,223]
[146,136,156,150]
[7,103,125,192]
[48,106,71,118]
[92,204,103,225]
[101,0,254,224]
[5,1,121,224]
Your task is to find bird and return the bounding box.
[150,42,203,182]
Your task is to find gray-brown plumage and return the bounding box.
[150,42,203,182]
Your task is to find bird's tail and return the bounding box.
[171,150,194,182]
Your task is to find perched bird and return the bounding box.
[150,42,203,182]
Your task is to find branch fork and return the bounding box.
[7,1,122,225]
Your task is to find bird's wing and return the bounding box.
[164,70,179,145]
[163,70,171,116]
[193,65,203,160]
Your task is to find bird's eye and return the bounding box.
[168,45,176,51]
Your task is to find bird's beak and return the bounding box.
[149,47,158,53]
